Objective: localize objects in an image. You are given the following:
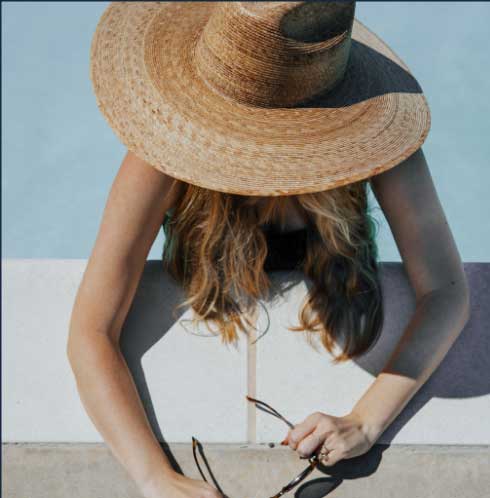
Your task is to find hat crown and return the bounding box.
[194,1,356,107]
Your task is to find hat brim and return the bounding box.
[90,2,431,196]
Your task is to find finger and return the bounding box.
[295,429,325,458]
[287,416,319,450]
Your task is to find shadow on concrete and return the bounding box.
[352,262,490,444]
[292,262,489,495]
[119,261,189,475]
[119,260,489,491]
[294,443,388,497]
[118,260,308,478]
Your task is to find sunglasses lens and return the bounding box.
[294,477,341,498]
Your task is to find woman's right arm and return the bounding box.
[66,151,221,498]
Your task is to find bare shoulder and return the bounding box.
[92,149,187,266]
[368,148,437,223]
[369,147,427,195]
[119,149,186,207]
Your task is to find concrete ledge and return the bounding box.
[3,443,490,498]
[3,260,490,445]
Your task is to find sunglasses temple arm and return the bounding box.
[192,437,209,483]
[271,411,295,430]
[269,461,318,498]
[246,396,295,429]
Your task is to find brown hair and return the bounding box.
[162,180,383,363]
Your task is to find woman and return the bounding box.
[68,2,470,498]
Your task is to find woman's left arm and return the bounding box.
[283,147,471,464]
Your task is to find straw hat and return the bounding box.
[89,1,431,196]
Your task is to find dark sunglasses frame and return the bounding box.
[192,395,319,498]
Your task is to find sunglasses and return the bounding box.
[192,395,320,498]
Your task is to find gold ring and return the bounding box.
[318,445,331,462]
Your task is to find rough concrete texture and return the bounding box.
[3,443,490,498]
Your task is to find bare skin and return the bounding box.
[67,147,469,495]
[282,147,470,465]
[67,151,220,498]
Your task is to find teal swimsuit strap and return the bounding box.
[162,207,177,263]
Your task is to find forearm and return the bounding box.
[351,284,470,444]
[67,333,176,491]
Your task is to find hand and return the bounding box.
[281,411,376,466]
[140,470,223,498]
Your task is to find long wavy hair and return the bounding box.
[162,179,384,363]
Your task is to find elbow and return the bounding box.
[456,270,471,326]
[67,307,84,368]
[417,276,471,331]
[67,320,120,375]
[67,315,87,368]
[66,334,91,386]
[460,286,471,328]
[66,324,111,374]
[66,328,83,372]
[448,277,471,331]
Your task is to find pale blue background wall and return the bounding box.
[2,2,489,261]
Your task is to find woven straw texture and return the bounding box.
[89,1,431,196]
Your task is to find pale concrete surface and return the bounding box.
[3,443,490,498]
[2,259,489,445]
[255,264,490,444]
[2,259,248,443]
